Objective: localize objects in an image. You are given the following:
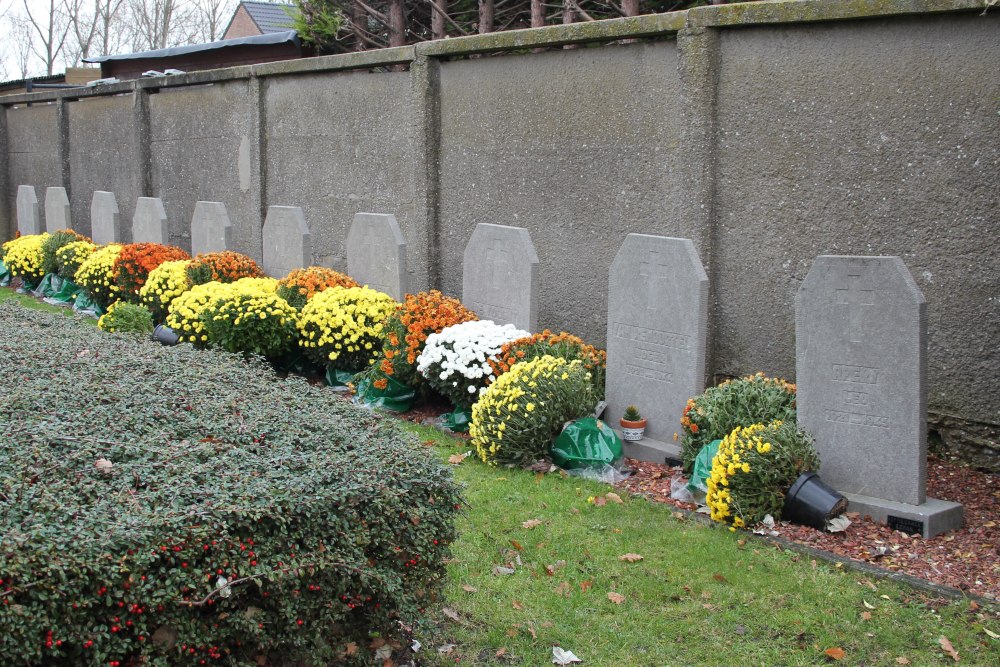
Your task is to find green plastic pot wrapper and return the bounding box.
[44,278,81,305]
[552,416,624,469]
[439,407,472,433]
[353,371,415,412]
[31,273,63,298]
[72,292,103,317]
[687,439,722,497]
[0,260,9,286]
[325,368,360,392]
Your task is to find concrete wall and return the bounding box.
[67,94,140,240]
[1,0,997,461]
[150,80,257,255]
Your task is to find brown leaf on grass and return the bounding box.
[607,592,625,604]
[712,573,727,583]
[938,636,960,662]
[823,647,846,660]
[579,580,592,593]
[555,582,571,598]
[421,440,435,448]
[506,627,518,638]
[544,564,555,576]
[619,553,643,563]
[526,624,537,639]
[447,452,468,465]
[344,643,358,656]
[860,611,872,621]
[496,648,508,658]
[442,608,462,623]
[606,492,624,504]
[593,496,607,507]
[541,621,554,628]
[461,585,478,593]
[895,658,910,665]
[512,600,524,610]
[510,540,523,551]
[522,519,543,529]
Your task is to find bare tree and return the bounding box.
[191,0,237,43]
[93,0,128,56]
[127,0,195,51]
[21,0,72,74]
[62,0,98,65]
[8,14,37,77]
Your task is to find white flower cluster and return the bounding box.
[417,320,529,406]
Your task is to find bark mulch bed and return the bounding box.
[618,454,1000,602]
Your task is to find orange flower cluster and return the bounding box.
[489,330,607,398]
[276,266,358,309]
[187,251,263,285]
[680,398,699,433]
[113,243,190,302]
[378,290,478,387]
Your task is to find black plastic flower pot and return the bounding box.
[151,324,180,346]
[782,472,848,530]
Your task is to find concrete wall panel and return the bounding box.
[150,81,258,257]
[713,13,1000,423]
[6,105,60,231]
[438,42,685,346]
[67,95,140,240]
[265,70,422,285]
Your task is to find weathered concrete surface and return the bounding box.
[6,105,60,230]
[149,80,259,258]
[265,70,426,289]
[67,95,140,240]
[438,42,686,346]
[712,12,1000,427]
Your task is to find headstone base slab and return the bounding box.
[844,492,963,539]
[615,431,682,466]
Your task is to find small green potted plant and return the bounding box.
[620,405,647,441]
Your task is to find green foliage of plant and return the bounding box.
[622,405,642,422]
[289,0,344,51]
[706,421,820,530]
[0,301,460,667]
[55,240,97,281]
[680,372,798,472]
[40,229,88,275]
[97,301,154,335]
[200,284,299,359]
[470,355,596,466]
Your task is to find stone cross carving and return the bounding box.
[835,272,876,344]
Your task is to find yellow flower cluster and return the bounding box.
[140,259,192,322]
[201,282,298,358]
[55,240,97,281]
[2,233,50,283]
[166,280,238,346]
[75,244,123,308]
[470,354,595,466]
[706,423,774,527]
[297,286,398,371]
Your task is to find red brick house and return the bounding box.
[224,2,298,40]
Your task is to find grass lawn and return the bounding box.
[406,423,999,666]
[0,285,97,323]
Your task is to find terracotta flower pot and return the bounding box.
[620,417,647,441]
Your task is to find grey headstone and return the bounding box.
[346,212,407,300]
[44,187,71,232]
[191,201,233,256]
[605,235,709,462]
[132,197,169,244]
[16,185,40,236]
[796,255,962,537]
[262,205,311,278]
[90,191,121,244]
[461,223,538,330]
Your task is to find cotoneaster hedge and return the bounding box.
[0,302,460,666]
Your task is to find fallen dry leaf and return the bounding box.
[895,658,910,665]
[447,452,469,465]
[824,647,846,660]
[860,611,872,621]
[442,608,462,623]
[522,519,543,529]
[493,565,515,576]
[579,580,592,593]
[619,553,643,563]
[496,648,508,658]
[712,573,727,583]
[938,636,959,662]
[984,628,999,640]
[345,642,358,656]
[607,592,625,604]
[512,600,524,610]
[555,582,571,598]
[461,585,478,593]
[510,540,524,551]
[863,600,875,609]
[593,496,607,507]
[606,492,624,504]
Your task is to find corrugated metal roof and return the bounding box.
[83,30,299,63]
[242,2,297,33]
